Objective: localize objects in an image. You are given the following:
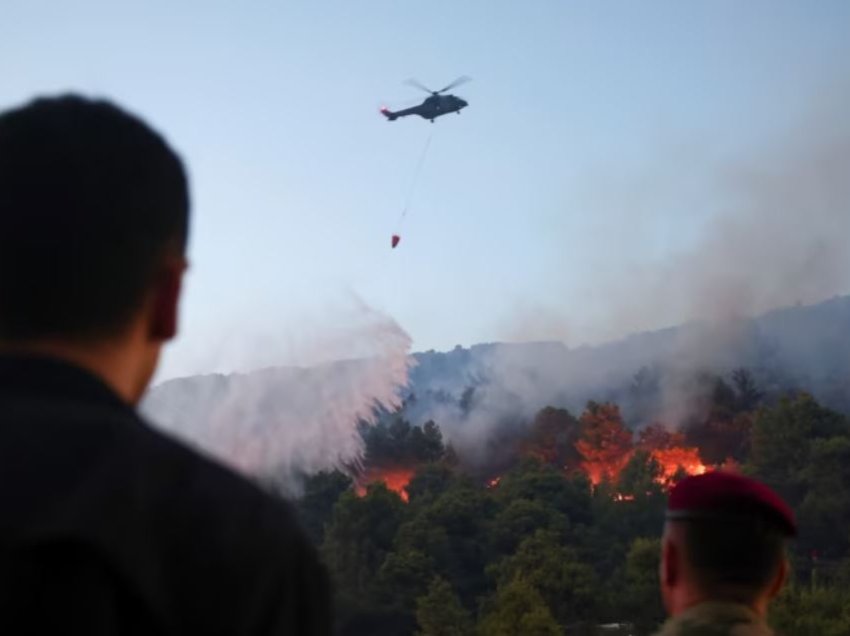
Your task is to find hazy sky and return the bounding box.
[2,1,849,379]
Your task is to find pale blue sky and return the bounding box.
[2,1,849,378]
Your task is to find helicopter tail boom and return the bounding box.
[381,105,422,121]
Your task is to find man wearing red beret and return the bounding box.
[654,471,796,636]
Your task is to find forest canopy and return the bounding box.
[288,371,850,635]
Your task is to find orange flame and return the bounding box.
[651,447,707,485]
[355,467,415,503]
[580,454,634,486]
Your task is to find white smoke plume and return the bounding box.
[418,80,850,451]
[584,82,850,426]
[142,300,412,486]
[570,81,850,344]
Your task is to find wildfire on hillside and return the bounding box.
[639,424,708,486]
[354,466,415,503]
[576,402,634,487]
[578,446,707,488]
[580,456,633,486]
[355,416,717,503]
[651,447,707,484]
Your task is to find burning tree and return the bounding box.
[636,423,681,450]
[638,423,706,486]
[355,467,416,502]
[520,406,582,471]
[575,402,634,485]
[355,418,446,501]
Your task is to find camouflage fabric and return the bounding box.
[653,602,774,636]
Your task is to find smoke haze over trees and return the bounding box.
[140,298,850,634]
[145,294,850,484]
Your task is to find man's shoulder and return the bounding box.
[128,414,305,546]
[129,420,331,632]
[653,604,774,636]
[0,386,307,555]
[0,385,331,633]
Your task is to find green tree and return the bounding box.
[362,418,445,467]
[411,420,446,462]
[415,577,473,636]
[375,548,436,616]
[488,530,598,626]
[321,483,406,620]
[488,498,569,556]
[580,451,664,589]
[295,469,352,544]
[521,407,582,470]
[798,436,850,557]
[623,537,664,635]
[709,376,738,421]
[396,483,493,605]
[684,412,754,465]
[732,367,763,412]
[495,460,593,526]
[477,577,561,636]
[459,386,477,415]
[406,462,456,505]
[748,393,849,506]
[617,449,663,496]
[611,451,667,538]
[770,585,850,636]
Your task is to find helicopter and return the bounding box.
[380,76,470,123]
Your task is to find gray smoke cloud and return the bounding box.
[572,81,850,343]
[580,81,850,427]
[417,80,850,454]
[143,300,412,484]
[145,81,850,477]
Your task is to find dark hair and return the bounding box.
[0,95,189,341]
[678,512,787,603]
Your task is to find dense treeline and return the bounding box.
[290,372,850,635]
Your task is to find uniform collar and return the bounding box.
[656,602,774,636]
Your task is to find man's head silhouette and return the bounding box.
[659,471,794,623]
[0,95,189,401]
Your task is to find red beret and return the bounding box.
[667,471,797,536]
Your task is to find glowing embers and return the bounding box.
[355,466,415,503]
[650,446,707,485]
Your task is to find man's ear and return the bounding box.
[659,532,680,616]
[149,259,186,341]
[768,557,789,600]
[661,538,679,588]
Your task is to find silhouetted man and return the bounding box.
[655,471,795,636]
[0,96,331,635]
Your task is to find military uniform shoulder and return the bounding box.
[654,604,774,636]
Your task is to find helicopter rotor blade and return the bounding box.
[436,75,471,94]
[404,78,434,94]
